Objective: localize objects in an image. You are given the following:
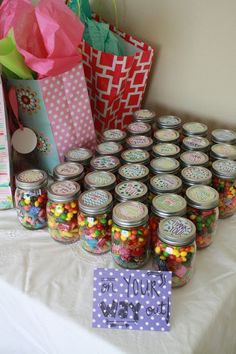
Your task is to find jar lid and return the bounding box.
[126,135,153,150]
[186,185,219,209]
[121,149,150,164]
[159,217,196,246]
[154,129,180,143]
[133,109,156,123]
[64,147,93,165]
[113,201,148,228]
[183,122,208,136]
[157,115,182,130]
[47,180,81,202]
[127,122,151,135]
[115,181,148,202]
[152,194,187,218]
[16,169,48,190]
[181,166,212,185]
[211,129,236,144]
[118,164,149,181]
[96,142,123,156]
[150,157,180,174]
[210,143,236,160]
[152,143,180,157]
[53,162,84,181]
[212,159,236,179]
[102,129,127,142]
[180,151,209,167]
[90,155,121,172]
[84,171,116,191]
[182,136,210,151]
[149,174,182,194]
[79,189,113,215]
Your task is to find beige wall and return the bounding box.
[91,0,236,129]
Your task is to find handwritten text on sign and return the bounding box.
[92,268,172,331]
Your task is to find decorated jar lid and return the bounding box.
[53,162,84,182]
[121,149,150,165]
[183,122,208,137]
[210,143,236,160]
[102,129,127,143]
[182,136,210,152]
[159,217,196,246]
[211,129,236,145]
[84,171,116,191]
[127,122,151,136]
[64,147,93,165]
[96,142,123,156]
[157,115,182,130]
[126,135,153,151]
[212,159,236,179]
[181,166,212,186]
[186,185,219,209]
[133,109,156,124]
[150,157,180,175]
[152,143,180,158]
[113,201,148,228]
[47,180,81,202]
[79,189,113,215]
[115,181,148,203]
[90,155,121,173]
[118,164,149,182]
[180,151,209,167]
[151,194,187,218]
[149,174,182,194]
[16,169,48,190]
[154,129,180,144]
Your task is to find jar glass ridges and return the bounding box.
[127,122,152,136]
[181,166,212,193]
[112,201,150,268]
[15,169,48,230]
[152,143,180,159]
[102,129,127,144]
[78,189,113,254]
[47,180,81,243]
[210,143,236,161]
[148,174,182,203]
[182,122,208,137]
[96,142,123,157]
[90,155,121,174]
[211,129,236,145]
[186,185,219,249]
[157,115,182,130]
[126,135,153,151]
[180,151,209,167]
[153,129,180,145]
[150,157,180,175]
[53,162,84,183]
[115,181,148,203]
[118,163,149,183]
[121,149,150,165]
[84,171,116,192]
[182,136,210,152]
[64,147,93,167]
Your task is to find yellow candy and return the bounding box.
[180,251,187,257]
[155,246,161,254]
[24,199,30,205]
[54,211,61,217]
[70,202,76,208]
[190,215,196,220]
[173,249,180,256]
[160,255,166,260]
[181,257,187,262]
[108,219,112,226]
[34,201,39,207]
[88,223,94,228]
[138,237,144,243]
[67,212,73,218]
[121,235,128,242]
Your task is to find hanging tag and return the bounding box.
[11,127,37,154]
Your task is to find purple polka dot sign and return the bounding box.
[92,268,172,331]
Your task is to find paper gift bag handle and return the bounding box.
[96,0,118,28]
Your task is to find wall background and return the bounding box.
[91,0,236,129]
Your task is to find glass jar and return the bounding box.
[153,217,196,288]
[149,157,180,176]
[180,151,209,168]
[212,159,236,218]
[186,185,219,249]
[182,122,208,137]
[211,129,236,145]
[111,201,150,268]
[115,181,148,204]
[47,180,80,243]
[133,109,156,126]
[148,174,182,203]
[64,147,93,172]
[15,169,48,230]
[152,143,180,159]
[84,171,116,192]
[153,129,180,145]
[102,129,127,145]
[95,142,123,157]
[126,135,153,151]
[121,149,150,166]
[90,155,121,174]
[156,115,182,131]
[210,143,236,162]
[182,136,210,152]
[181,166,212,194]
[78,189,113,254]
[53,162,84,184]
[118,163,149,183]
[127,121,152,137]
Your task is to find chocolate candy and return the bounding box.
[182,122,208,137]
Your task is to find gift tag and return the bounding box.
[12,127,37,154]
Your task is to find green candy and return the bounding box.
[95,230,101,237]
[137,230,143,236]
[100,218,107,224]
[60,213,67,220]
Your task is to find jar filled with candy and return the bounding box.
[182,136,210,152]
[152,143,180,159]
[118,163,149,183]
[121,149,150,166]
[153,129,180,145]
[149,157,180,176]
[181,166,212,194]
[153,217,196,288]
[156,115,182,132]
[53,162,84,184]
[64,147,93,172]
[78,190,113,253]
[182,122,208,138]
[186,185,219,248]
[90,155,121,174]
[115,181,148,204]
[211,129,236,145]
[210,143,236,162]
[112,201,150,268]
[96,142,123,157]
[127,121,152,137]
[84,171,116,192]
[102,129,127,145]
[148,174,182,203]
[212,159,236,218]
[15,169,48,230]
[180,151,209,168]
[126,135,153,151]
[133,109,156,126]
[47,180,81,243]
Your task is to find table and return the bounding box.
[0,209,236,354]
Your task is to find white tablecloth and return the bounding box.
[0,209,236,354]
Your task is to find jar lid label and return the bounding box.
[183,122,208,133]
[17,169,44,183]
[85,171,116,186]
[212,129,236,141]
[66,148,92,160]
[55,163,83,177]
[92,156,119,169]
[160,217,195,242]
[182,166,212,181]
[128,122,150,133]
[158,116,181,126]
[153,194,186,213]
[122,149,149,162]
[80,189,112,208]
[153,143,180,156]
[151,174,181,190]
[154,129,179,141]
[212,159,236,177]
[113,201,147,221]
[211,143,236,157]
[186,185,219,205]
[119,164,148,178]
[127,135,153,147]
[151,157,179,171]
[103,129,126,140]
[97,142,121,154]
[183,136,209,149]
[51,180,78,195]
[181,151,208,165]
[116,181,147,199]
[134,109,155,118]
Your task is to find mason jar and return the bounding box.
[78,189,113,254]
[90,155,121,174]
[182,136,210,152]
[47,180,80,243]
[64,147,93,172]
[53,162,84,184]
[121,149,150,166]
[212,159,236,218]
[186,185,219,249]
[149,157,180,176]
[180,151,209,168]
[182,122,208,138]
[210,143,236,162]
[211,129,236,145]
[114,181,148,204]
[102,129,127,145]
[181,166,212,194]
[127,121,152,137]
[148,174,182,203]
[15,169,48,230]
[156,115,182,132]
[153,217,196,288]
[84,171,116,193]
[126,135,153,151]
[153,129,180,145]
[133,109,156,126]
[152,143,180,159]
[95,142,123,157]
[118,163,149,183]
[111,201,150,268]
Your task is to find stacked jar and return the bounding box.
[153,129,180,145]
[118,164,149,184]
[114,181,148,204]
[133,109,156,132]
[182,122,208,138]
[101,129,127,145]
[84,171,116,193]
[180,151,209,168]
[211,129,236,145]
[121,149,150,166]
[53,162,85,185]
[126,135,153,152]
[149,157,180,176]
[90,155,121,175]
[182,136,210,152]
[210,143,236,163]
[96,142,123,157]
[156,115,182,134]
[64,147,93,173]
[127,121,152,137]
[148,174,182,203]
[152,143,181,159]
[181,166,212,194]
